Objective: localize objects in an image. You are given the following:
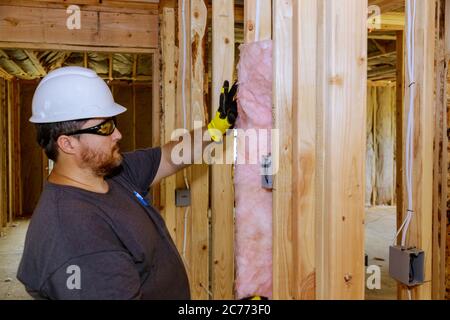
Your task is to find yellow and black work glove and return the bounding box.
[208,80,238,142]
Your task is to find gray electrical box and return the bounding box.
[389,246,425,286]
[175,189,191,207]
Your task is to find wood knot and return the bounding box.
[4,17,19,26]
[194,11,199,19]
[247,21,254,32]
[344,274,353,283]
[329,75,343,86]
[224,37,230,44]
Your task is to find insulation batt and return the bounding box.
[234,40,273,299]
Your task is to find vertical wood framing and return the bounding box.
[445,0,450,301]
[432,0,448,300]
[446,0,450,59]
[175,0,193,293]
[396,30,405,237]
[190,0,209,300]
[161,7,177,230]
[274,0,367,300]
[244,0,272,43]
[153,51,161,148]
[315,0,367,299]
[211,0,235,300]
[152,50,162,208]
[7,80,21,221]
[292,0,317,299]
[273,0,295,300]
[0,79,6,231]
[399,0,435,300]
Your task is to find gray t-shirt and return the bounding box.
[17,147,190,300]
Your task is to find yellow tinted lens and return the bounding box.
[98,120,114,135]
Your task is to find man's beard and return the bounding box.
[81,144,122,177]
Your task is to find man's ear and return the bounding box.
[56,135,79,156]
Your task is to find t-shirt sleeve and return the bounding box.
[120,147,162,194]
[42,251,142,300]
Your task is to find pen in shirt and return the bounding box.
[133,191,150,207]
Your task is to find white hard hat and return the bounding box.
[30,66,127,123]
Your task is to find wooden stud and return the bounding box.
[160,7,177,231]
[373,89,377,205]
[244,0,272,43]
[173,1,194,296]
[432,0,448,301]
[399,0,435,300]
[292,0,318,299]
[7,80,21,222]
[314,0,367,300]
[396,30,405,236]
[190,0,209,300]
[211,0,234,300]
[273,0,295,300]
[7,80,13,224]
[0,78,6,231]
[446,0,450,59]
[151,51,161,209]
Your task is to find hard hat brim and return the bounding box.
[29,103,127,124]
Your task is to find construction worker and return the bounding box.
[17,66,238,300]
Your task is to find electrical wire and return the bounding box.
[393,0,416,248]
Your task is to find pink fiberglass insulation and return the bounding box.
[234,40,273,300]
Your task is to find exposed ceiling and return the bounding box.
[0,49,153,81]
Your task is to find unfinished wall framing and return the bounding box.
[0,0,448,300]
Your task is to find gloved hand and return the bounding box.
[208,80,238,142]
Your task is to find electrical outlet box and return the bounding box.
[389,246,425,286]
[175,189,191,207]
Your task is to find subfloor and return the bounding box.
[0,207,398,300]
[365,206,397,300]
[0,218,31,300]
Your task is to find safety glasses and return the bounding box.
[66,117,117,136]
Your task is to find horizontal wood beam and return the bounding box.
[0,0,159,13]
[0,4,159,50]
